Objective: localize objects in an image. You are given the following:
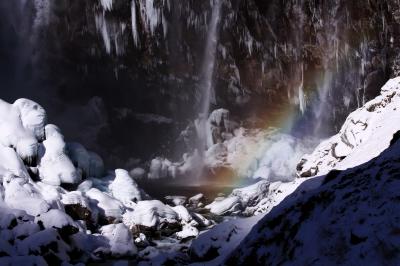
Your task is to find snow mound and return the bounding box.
[122,200,177,228]
[37,124,80,185]
[99,223,137,257]
[205,196,241,215]
[109,169,142,203]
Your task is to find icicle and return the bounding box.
[131,0,140,47]
[298,64,306,114]
[99,0,113,11]
[95,13,111,54]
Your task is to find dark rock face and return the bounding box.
[1,0,399,166]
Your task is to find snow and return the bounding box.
[35,209,77,230]
[225,138,400,265]
[122,200,177,228]
[13,99,47,142]
[109,169,142,203]
[3,177,49,216]
[99,223,137,256]
[190,215,262,264]
[298,77,400,177]
[0,99,39,164]
[205,196,241,215]
[37,124,80,185]
[176,224,199,240]
[17,229,71,261]
[86,188,125,219]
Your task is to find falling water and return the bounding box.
[196,0,222,150]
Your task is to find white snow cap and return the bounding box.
[109,169,142,203]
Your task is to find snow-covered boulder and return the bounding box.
[298,77,400,177]
[86,188,125,221]
[35,209,78,235]
[99,223,137,257]
[230,180,269,207]
[109,169,142,203]
[122,200,178,229]
[0,146,30,182]
[205,196,241,216]
[37,124,80,185]
[13,98,47,142]
[3,176,49,216]
[0,99,40,165]
[17,228,71,263]
[176,224,199,240]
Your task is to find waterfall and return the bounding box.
[196,0,222,151]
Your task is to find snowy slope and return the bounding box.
[226,136,400,265]
[224,77,400,265]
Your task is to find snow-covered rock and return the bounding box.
[190,216,262,264]
[109,169,142,203]
[205,196,241,215]
[13,98,47,142]
[165,196,186,206]
[86,188,125,220]
[3,176,49,216]
[37,124,80,185]
[298,77,400,177]
[35,209,78,233]
[225,135,400,265]
[99,223,137,257]
[176,224,199,240]
[122,200,178,228]
[0,99,40,165]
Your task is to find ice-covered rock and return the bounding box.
[67,142,104,178]
[109,169,142,203]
